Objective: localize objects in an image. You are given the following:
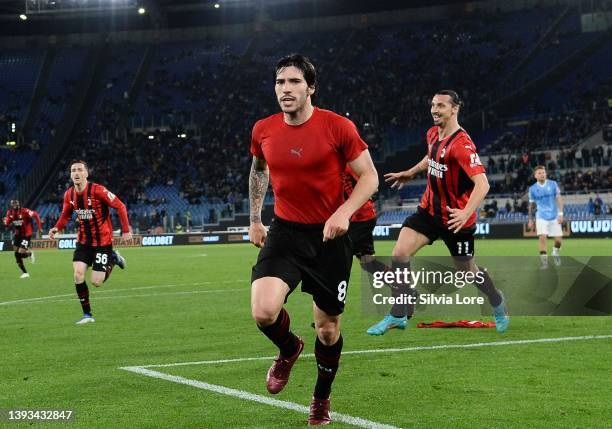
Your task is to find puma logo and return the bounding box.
[290,148,303,158]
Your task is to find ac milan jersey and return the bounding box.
[54,182,130,247]
[251,107,367,224]
[419,127,486,228]
[343,165,376,222]
[4,207,41,237]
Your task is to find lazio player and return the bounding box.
[528,166,564,267]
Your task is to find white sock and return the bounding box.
[552,247,560,256]
[540,253,548,265]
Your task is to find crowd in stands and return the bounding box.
[0,5,610,228]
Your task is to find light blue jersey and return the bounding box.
[529,180,560,221]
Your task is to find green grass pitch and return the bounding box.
[1,239,611,428]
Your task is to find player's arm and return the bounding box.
[50,194,73,239]
[447,173,490,233]
[98,187,132,241]
[528,194,537,229]
[3,210,9,227]
[385,155,428,189]
[556,186,564,224]
[248,156,269,247]
[324,150,378,241]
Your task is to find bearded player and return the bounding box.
[4,199,42,278]
[367,90,510,335]
[49,160,132,324]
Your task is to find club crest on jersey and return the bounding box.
[290,148,303,158]
[428,158,448,178]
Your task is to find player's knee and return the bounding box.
[251,305,278,327]
[91,280,103,288]
[73,271,85,283]
[316,321,340,345]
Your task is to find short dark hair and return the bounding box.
[435,90,464,108]
[275,54,317,90]
[71,159,88,171]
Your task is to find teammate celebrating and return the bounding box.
[528,166,564,268]
[367,90,509,335]
[49,160,132,325]
[249,54,378,425]
[4,199,41,279]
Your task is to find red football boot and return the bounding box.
[266,337,304,394]
[308,397,331,426]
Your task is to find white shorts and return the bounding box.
[536,218,563,237]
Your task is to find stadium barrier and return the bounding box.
[2,220,610,252]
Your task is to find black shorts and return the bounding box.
[251,217,354,316]
[348,218,376,258]
[402,208,475,257]
[73,243,114,272]
[13,235,31,249]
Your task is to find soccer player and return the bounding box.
[249,54,378,425]
[367,90,509,335]
[528,166,564,267]
[3,199,41,279]
[49,160,132,325]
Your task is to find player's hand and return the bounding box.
[557,215,563,224]
[384,170,415,190]
[528,219,534,230]
[121,232,133,242]
[249,222,267,248]
[447,206,469,234]
[323,209,350,242]
[49,227,58,239]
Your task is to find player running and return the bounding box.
[367,90,509,335]
[49,160,132,325]
[249,54,378,425]
[4,199,41,279]
[528,166,564,268]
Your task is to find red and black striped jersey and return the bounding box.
[54,182,130,247]
[419,126,486,228]
[343,165,376,222]
[4,207,41,237]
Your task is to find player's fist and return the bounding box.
[249,222,267,248]
[49,227,58,239]
[323,209,350,242]
[384,171,415,190]
[122,232,133,242]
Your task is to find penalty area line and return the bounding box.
[120,366,401,429]
[131,334,612,368]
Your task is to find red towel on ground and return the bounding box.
[417,320,496,328]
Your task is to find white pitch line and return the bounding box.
[0,288,249,306]
[0,280,245,306]
[121,366,401,429]
[132,334,612,368]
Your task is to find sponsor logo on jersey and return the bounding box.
[12,220,23,226]
[469,153,482,168]
[75,209,95,220]
[428,158,448,178]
